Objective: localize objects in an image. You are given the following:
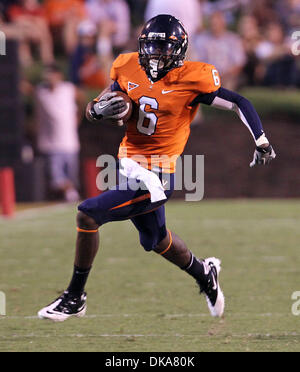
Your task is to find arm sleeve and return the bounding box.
[110,81,126,92]
[192,87,267,144]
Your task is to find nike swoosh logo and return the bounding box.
[46,304,85,315]
[162,180,168,189]
[162,90,174,94]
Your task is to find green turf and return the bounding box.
[0,200,300,352]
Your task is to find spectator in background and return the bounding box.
[238,15,262,86]
[35,64,82,202]
[85,0,130,55]
[70,20,107,89]
[0,2,25,42]
[44,0,86,55]
[0,0,20,20]
[193,11,246,90]
[248,0,279,28]
[255,22,298,87]
[84,0,130,78]
[276,0,300,34]
[202,0,249,24]
[6,0,54,66]
[126,0,148,28]
[144,0,203,60]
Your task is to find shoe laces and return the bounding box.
[198,263,216,295]
[54,291,83,312]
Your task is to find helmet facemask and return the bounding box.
[139,38,186,81]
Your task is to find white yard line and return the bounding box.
[0,332,299,339]
[0,312,288,321]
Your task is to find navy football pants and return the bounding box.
[78,173,175,251]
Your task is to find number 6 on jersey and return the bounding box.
[137,96,158,135]
[212,69,220,86]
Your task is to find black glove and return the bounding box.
[89,92,129,121]
[250,144,276,167]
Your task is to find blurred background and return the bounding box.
[0,0,300,215]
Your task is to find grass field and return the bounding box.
[0,200,299,352]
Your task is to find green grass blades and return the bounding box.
[0,200,300,352]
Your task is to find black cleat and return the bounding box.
[198,257,225,317]
[38,291,87,322]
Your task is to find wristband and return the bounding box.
[256,144,272,153]
[89,106,103,121]
[255,133,269,147]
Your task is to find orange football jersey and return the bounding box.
[110,52,221,173]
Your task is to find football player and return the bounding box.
[38,15,276,321]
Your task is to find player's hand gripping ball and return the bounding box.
[92,91,133,126]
